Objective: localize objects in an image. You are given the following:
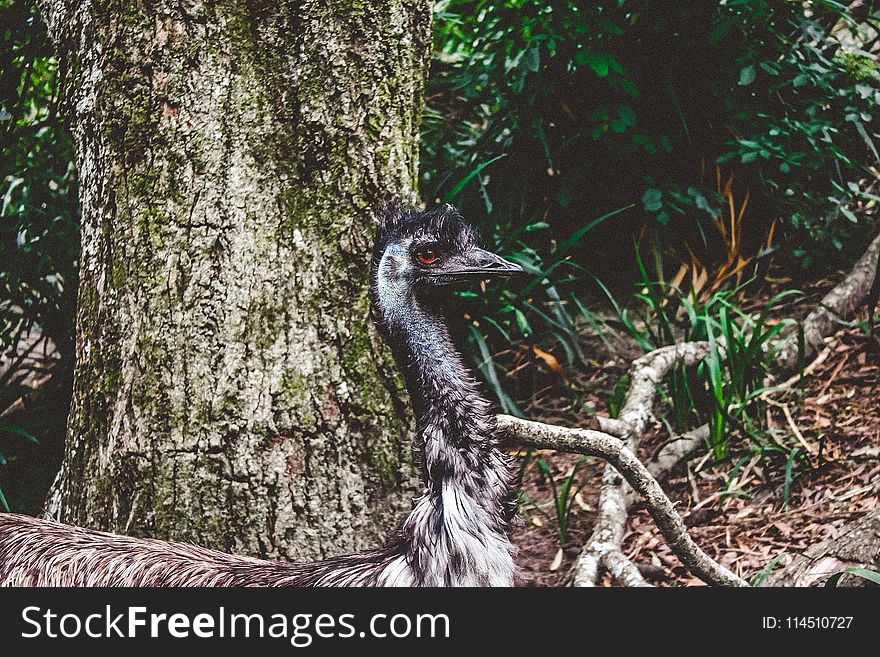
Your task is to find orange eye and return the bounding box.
[416,249,438,264]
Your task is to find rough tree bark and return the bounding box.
[769,507,880,587]
[37,0,433,561]
[775,231,880,371]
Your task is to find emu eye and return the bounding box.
[415,248,439,265]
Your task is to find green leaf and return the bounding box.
[481,315,512,343]
[442,155,506,203]
[608,376,631,419]
[840,206,858,223]
[582,53,609,77]
[608,56,625,76]
[783,448,800,506]
[825,568,880,587]
[688,186,719,218]
[642,188,663,212]
[467,325,522,417]
[0,424,39,444]
[618,106,636,128]
[514,308,531,337]
[709,21,730,45]
[749,552,785,587]
[525,44,540,72]
[557,204,633,258]
[619,78,639,97]
[738,65,757,86]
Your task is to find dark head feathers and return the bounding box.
[374,203,478,257]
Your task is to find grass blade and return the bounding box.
[442,154,507,203]
[750,553,786,587]
[468,324,523,417]
[825,568,880,587]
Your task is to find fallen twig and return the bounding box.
[763,341,834,398]
[814,351,850,399]
[498,414,748,587]
[602,548,652,587]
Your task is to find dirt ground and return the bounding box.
[506,280,879,587]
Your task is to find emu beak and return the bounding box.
[434,247,526,282]
[468,248,526,278]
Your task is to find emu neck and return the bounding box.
[382,295,515,586]
[391,304,478,429]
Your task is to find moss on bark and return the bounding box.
[39,0,432,560]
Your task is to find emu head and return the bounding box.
[371,204,523,324]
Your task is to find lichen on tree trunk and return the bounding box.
[38,0,433,560]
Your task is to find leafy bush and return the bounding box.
[422,0,879,422]
[0,0,79,511]
[422,0,880,274]
[716,1,880,264]
[600,246,802,460]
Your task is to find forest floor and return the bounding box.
[506,275,880,587]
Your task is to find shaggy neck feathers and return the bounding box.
[375,286,515,587]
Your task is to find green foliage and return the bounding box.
[422,0,879,416]
[716,2,880,262]
[0,0,79,511]
[701,289,802,459]
[825,567,880,587]
[607,374,629,420]
[515,451,590,548]
[422,0,880,279]
[834,50,879,83]
[749,552,785,586]
[463,205,630,410]
[535,456,589,545]
[423,0,652,248]
[599,246,802,459]
[782,446,802,507]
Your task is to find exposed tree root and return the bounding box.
[767,507,880,587]
[499,414,748,587]
[645,425,709,481]
[498,230,880,587]
[775,231,880,371]
[603,548,652,587]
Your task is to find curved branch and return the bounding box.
[774,230,880,371]
[617,342,712,440]
[573,342,714,586]
[498,415,748,587]
[602,548,653,587]
[646,424,709,480]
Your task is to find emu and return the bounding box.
[0,204,524,586]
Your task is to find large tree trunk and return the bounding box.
[37,0,432,561]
